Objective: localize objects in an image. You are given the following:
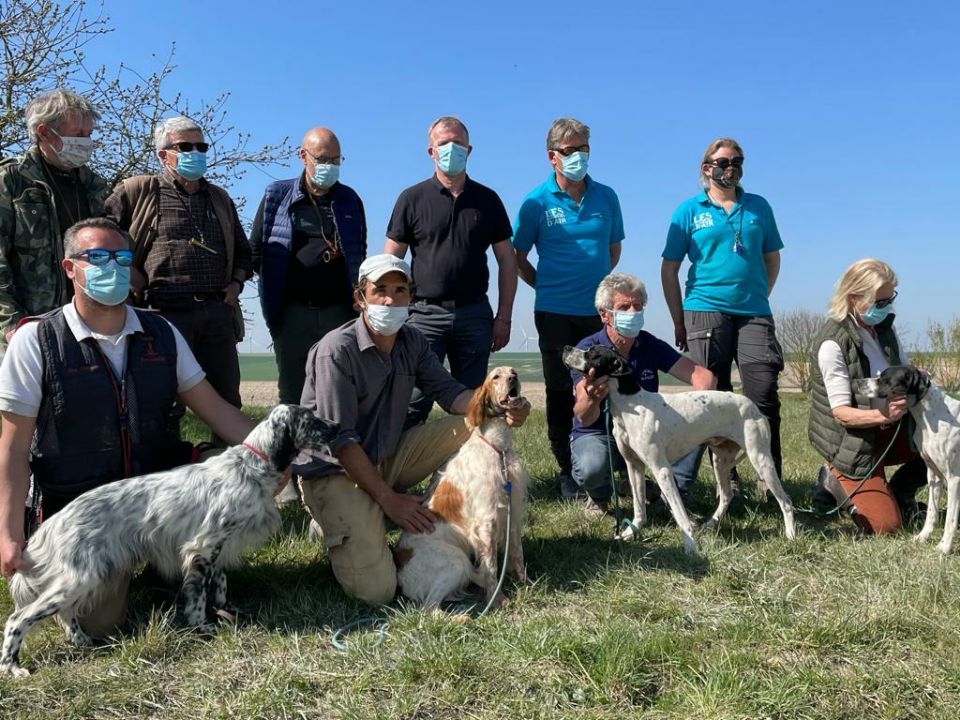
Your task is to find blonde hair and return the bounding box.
[698,137,744,188]
[828,259,897,322]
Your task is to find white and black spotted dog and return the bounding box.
[0,404,337,677]
[563,344,796,554]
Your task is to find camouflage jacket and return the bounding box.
[0,148,109,346]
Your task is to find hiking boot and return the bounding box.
[583,496,609,520]
[560,472,585,500]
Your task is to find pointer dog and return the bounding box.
[396,367,529,609]
[563,344,796,554]
[0,404,337,676]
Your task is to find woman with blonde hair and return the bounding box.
[808,258,926,534]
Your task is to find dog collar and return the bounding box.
[476,432,512,495]
[243,442,270,462]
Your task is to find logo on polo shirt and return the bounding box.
[692,212,714,231]
[545,207,567,227]
[640,369,656,383]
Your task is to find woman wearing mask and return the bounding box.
[569,273,715,518]
[808,259,926,534]
[661,137,785,501]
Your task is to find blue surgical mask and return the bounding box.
[365,303,409,336]
[559,151,589,181]
[435,142,468,175]
[860,303,893,326]
[610,309,644,338]
[82,262,131,306]
[311,163,340,189]
[175,150,207,181]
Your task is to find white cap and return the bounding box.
[358,254,412,284]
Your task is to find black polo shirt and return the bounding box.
[386,175,512,302]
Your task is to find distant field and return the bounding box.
[239,351,682,385]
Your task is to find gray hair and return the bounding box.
[427,116,469,144]
[546,117,590,151]
[25,89,100,143]
[153,116,204,151]
[64,218,131,258]
[595,272,648,311]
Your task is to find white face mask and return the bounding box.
[51,129,95,169]
[365,303,409,336]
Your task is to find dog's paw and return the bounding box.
[0,661,30,678]
[937,540,954,555]
[914,530,933,543]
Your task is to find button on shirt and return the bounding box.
[386,176,513,302]
[569,328,680,440]
[512,174,625,316]
[663,190,783,316]
[297,317,466,476]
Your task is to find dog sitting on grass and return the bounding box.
[0,404,337,677]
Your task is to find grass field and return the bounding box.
[3,396,960,719]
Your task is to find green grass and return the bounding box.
[4,396,960,719]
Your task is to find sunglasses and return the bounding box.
[166,141,210,153]
[70,249,134,267]
[874,291,898,309]
[304,151,345,166]
[709,156,744,169]
[552,144,590,157]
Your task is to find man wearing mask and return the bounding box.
[0,218,255,635]
[250,126,366,406]
[385,116,516,427]
[0,89,109,352]
[513,117,625,500]
[296,254,529,605]
[105,116,253,417]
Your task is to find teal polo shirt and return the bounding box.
[512,173,624,315]
[662,189,783,316]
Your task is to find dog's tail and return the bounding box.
[8,568,38,608]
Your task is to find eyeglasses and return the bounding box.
[70,249,134,267]
[166,141,210,153]
[874,291,898,309]
[551,144,590,157]
[709,156,744,169]
[304,151,345,166]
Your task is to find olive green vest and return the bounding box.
[807,315,902,477]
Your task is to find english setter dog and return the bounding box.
[876,365,960,554]
[396,367,529,609]
[563,344,796,554]
[0,404,337,677]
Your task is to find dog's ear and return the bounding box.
[466,379,491,429]
[916,368,932,398]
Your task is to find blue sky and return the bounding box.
[84,0,959,352]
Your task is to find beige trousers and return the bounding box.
[299,415,471,605]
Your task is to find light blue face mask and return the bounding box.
[860,303,893,326]
[311,163,340,189]
[176,150,207,181]
[610,309,644,338]
[435,142,468,175]
[559,151,589,181]
[82,262,131,306]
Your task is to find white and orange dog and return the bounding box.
[396,367,529,609]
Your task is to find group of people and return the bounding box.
[0,87,925,628]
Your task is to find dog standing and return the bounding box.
[563,344,796,554]
[0,404,337,677]
[396,367,528,609]
[876,365,960,554]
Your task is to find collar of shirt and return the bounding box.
[160,170,208,195]
[696,186,745,206]
[547,171,592,198]
[428,173,474,197]
[63,301,143,346]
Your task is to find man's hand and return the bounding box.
[505,397,532,427]
[582,368,610,404]
[673,321,688,352]
[382,489,437,534]
[0,537,28,580]
[491,318,511,352]
[223,280,242,307]
[881,396,909,424]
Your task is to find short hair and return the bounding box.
[63,218,131,258]
[25,89,100,143]
[699,137,744,188]
[828,259,897,322]
[595,273,648,311]
[427,116,469,144]
[154,116,204,151]
[546,117,590,151]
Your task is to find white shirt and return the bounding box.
[817,320,908,410]
[0,303,205,418]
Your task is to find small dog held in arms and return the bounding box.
[396,367,529,609]
[562,344,796,554]
[0,405,337,677]
[876,365,960,554]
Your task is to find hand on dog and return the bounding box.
[504,397,532,427]
[583,368,610,403]
[0,538,29,580]
[880,396,909,424]
[384,490,437,534]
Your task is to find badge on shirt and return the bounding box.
[545,207,566,227]
[693,212,715,231]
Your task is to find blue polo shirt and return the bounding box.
[513,174,624,316]
[569,328,681,440]
[662,189,783,316]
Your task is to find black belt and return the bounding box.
[414,296,482,310]
[149,291,224,310]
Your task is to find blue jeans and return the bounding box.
[570,433,626,501]
[404,299,493,428]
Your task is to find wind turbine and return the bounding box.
[519,327,538,353]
